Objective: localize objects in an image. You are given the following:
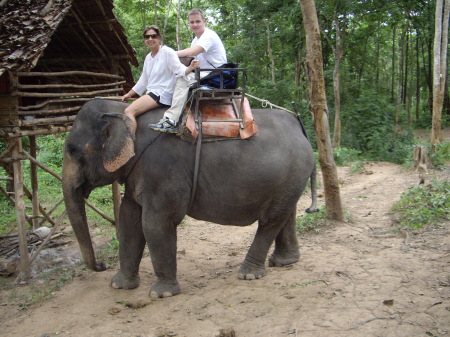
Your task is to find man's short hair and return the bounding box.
[188,8,205,19]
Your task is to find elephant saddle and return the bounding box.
[178,96,259,142]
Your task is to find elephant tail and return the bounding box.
[305,164,319,213]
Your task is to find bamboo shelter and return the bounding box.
[0,0,138,281]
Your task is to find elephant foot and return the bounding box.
[149,279,180,299]
[268,252,300,267]
[111,270,140,290]
[237,263,266,280]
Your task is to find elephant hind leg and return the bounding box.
[238,211,295,280]
[268,209,300,267]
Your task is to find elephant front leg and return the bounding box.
[111,196,145,290]
[145,219,180,298]
[268,210,300,267]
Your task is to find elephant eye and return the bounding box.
[67,143,82,160]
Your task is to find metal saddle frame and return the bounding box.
[186,65,247,211]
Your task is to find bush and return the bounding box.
[431,142,450,169]
[340,91,414,164]
[296,206,352,233]
[391,179,450,229]
[333,147,362,166]
[296,207,328,233]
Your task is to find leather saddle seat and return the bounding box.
[179,94,259,142]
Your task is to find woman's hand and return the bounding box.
[121,91,134,102]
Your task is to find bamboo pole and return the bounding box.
[19,98,90,111]
[16,87,122,98]
[18,115,76,127]
[112,181,121,234]
[5,126,72,138]
[16,80,126,90]
[38,198,64,227]
[17,71,123,79]
[18,106,81,117]
[11,138,31,282]
[29,136,40,230]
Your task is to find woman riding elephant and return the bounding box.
[121,25,199,135]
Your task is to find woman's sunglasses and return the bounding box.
[144,34,159,40]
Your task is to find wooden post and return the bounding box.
[11,138,31,281]
[112,181,121,238]
[29,136,40,229]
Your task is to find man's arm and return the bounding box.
[176,45,205,57]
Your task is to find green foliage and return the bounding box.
[0,200,16,234]
[333,147,362,166]
[36,134,66,170]
[296,205,353,233]
[296,207,329,233]
[340,91,415,164]
[99,236,120,265]
[349,161,365,174]
[431,142,450,170]
[391,179,450,229]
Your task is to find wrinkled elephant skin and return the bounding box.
[62,98,317,298]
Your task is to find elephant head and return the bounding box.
[62,99,134,271]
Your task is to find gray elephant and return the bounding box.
[62,98,317,298]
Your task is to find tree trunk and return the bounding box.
[395,25,407,146]
[299,0,344,222]
[403,27,410,105]
[407,31,415,126]
[162,0,173,37]
[153,0,158,25]
[391,25,397,103]
[331,10,344,149]
[264,19,276,84]
[375,21,380,90]
[416,29,421,121]
[431,0,450,148]
[176,0,182,50]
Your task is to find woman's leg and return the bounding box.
[124,95,160,134]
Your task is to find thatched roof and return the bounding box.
[0,0,138,87]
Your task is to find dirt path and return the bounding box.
[1,162,449,337]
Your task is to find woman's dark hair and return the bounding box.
[143,25,162,39]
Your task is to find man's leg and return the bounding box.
[163,74,196,123]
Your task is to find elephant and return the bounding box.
[62,98,317,298]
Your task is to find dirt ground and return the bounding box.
[1,160,449,337]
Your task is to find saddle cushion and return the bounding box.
[183,97,258,140]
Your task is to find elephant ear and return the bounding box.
[101,113,135,173]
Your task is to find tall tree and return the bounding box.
[432,0,450,148]
[264,18,276,84]
[298,0,344,221]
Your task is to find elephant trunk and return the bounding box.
[62,152,106,271]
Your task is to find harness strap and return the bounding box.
[187,111,203,213]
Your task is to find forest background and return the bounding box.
[113,0,450,163]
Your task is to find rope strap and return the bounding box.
[245,93,296,115]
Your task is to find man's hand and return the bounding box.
[186,59,200,75]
